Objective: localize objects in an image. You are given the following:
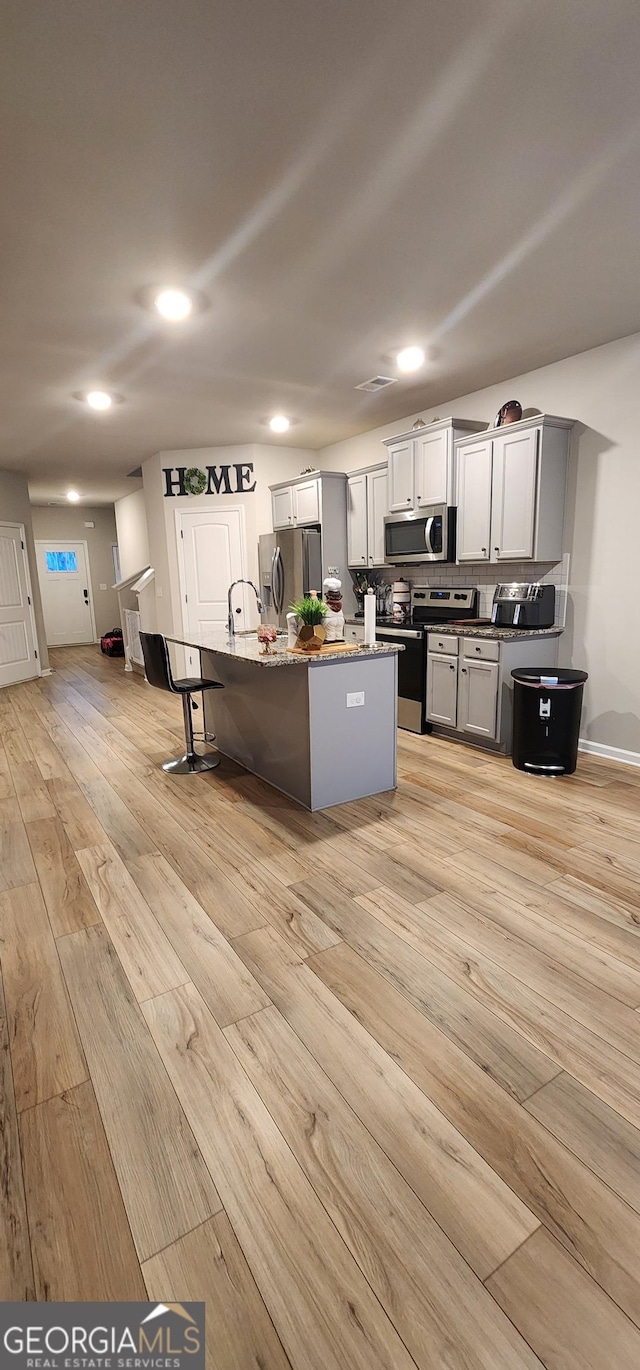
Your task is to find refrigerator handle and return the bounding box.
[270,546,279,611]
[274,547,284,613]
[302,533,310,596]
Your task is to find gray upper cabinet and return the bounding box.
[456,437,493,562]
[272,485,294,529]
[455,414,573,564]
[367,466,388,566]
[415,428,452,506]
[387,438,414,511]
[347,464,387,567]
[384,419,486,515]
[346,472,368,567]
[491,427,538,560]
[272,476,320,529]
[292,477,320,526]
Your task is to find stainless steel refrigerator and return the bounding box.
[258,529,322,629]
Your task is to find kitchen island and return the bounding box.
[166,629,402,810]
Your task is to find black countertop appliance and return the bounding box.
[491,582,555,629]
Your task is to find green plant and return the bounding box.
[289,596,328,625]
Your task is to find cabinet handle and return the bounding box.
[461,667,467,673]
[406,497,411,503]
[475,646,481,652]
[449,663,455,671]
[494,546,499,553]
[481,547,487,553]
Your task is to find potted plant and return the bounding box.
[289,595,328,651]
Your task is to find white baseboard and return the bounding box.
[578,738,640,769]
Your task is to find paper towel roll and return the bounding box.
[364,589,376,646]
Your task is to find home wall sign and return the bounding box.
[163,464,256,497]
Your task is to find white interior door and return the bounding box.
[177,507,247,673]
[0,523,38,687]
[35,540,96,646]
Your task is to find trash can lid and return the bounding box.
[511,666,588,687]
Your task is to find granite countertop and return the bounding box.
[426,624,563,641]
[166,628,403,667]
[345,616,562,642]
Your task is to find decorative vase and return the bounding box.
[296,623,327,652]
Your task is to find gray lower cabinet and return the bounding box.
[426,652,458,727]
[427,631,560,751]
[458,658,499,738]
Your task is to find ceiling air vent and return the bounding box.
[354,375,397,393]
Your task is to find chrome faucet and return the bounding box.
[227,579,265,635]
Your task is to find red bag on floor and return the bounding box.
[100,628,125,657]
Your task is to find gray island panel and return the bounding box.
[167,629,400,810]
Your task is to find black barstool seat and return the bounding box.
[139,631,224,775]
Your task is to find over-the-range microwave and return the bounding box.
[383,503,456,564]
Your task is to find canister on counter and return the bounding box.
[392,578,411,624]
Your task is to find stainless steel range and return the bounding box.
[375,585,478,733]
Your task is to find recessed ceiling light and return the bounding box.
[154,288,193,321]
[85,389,113,410]
[269,414,291,433]
[73,389,122,410]
[66,490,80,502]
[396,345,425,373]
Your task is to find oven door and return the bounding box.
[384,505,455,564]
[375,626,428,734]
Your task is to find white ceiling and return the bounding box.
[3,0,640,504]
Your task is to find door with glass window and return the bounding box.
[35,540,96,645]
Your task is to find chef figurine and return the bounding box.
[323,576,345,643]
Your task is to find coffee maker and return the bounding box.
[491,582,555,629]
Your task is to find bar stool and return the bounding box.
[139,631,224,774]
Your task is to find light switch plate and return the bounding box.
[99,583,107,590]
[346,691,365,708]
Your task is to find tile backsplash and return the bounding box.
[354,557,570,626]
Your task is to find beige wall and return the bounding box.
[30,504,119,639]
[142,444,313,637]
[0,468,49,673]
[319,332,640,758]
[114,489,150,581]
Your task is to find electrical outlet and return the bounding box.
[346,691,365,708]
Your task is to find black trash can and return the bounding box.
[511,667,588,775]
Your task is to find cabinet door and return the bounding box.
[491,427,539,559]
[347,474,368,567]
[458,658,499,738]
[272,486,293,529]
[293,478,320,525]
[367,467,388,566]
[415,429,451,506]
[456,439,492,562]
[426,653,458,727]
[387,440,415,511]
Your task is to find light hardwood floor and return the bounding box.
[2,645,640,1367]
